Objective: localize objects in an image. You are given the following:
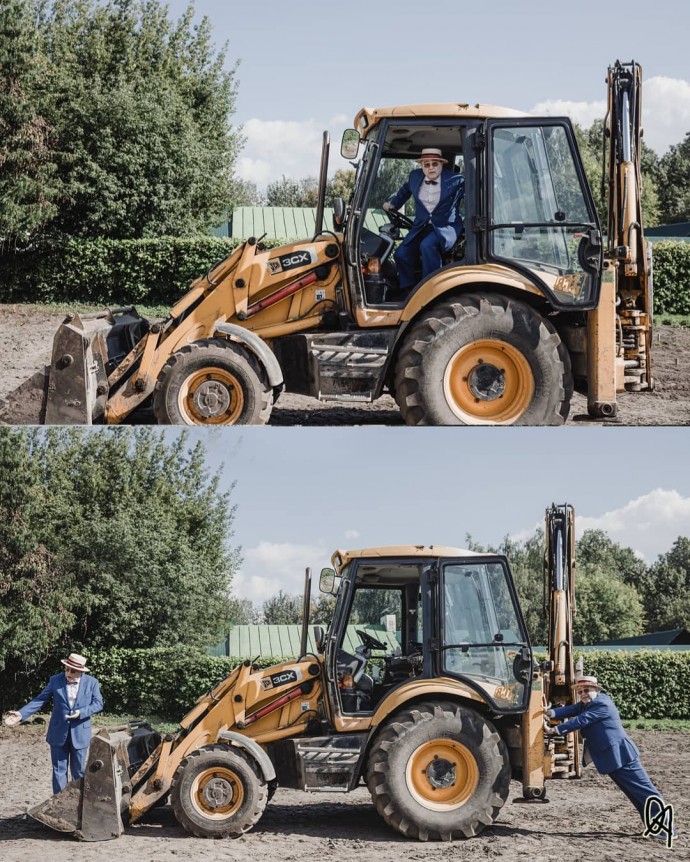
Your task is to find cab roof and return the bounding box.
[354,103,529,137]
[332,545,486,572]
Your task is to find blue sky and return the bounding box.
[166,0,690,186]
[168,427,690,604]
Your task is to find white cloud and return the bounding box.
[531,75,690,154]
[237,115,351,189]
[530,98,607,131]
[575,489,690,561]
[233,540,331,604]
[239,74,690,191]
[344,529,360,539]
[508,489,690,562]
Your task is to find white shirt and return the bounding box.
[66,679,80,709]
[418,175,441,213]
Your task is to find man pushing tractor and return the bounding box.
[1,505,678,847]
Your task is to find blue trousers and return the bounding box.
[394,228,446,291]
[50,737,89,794]
[608,758,665,824]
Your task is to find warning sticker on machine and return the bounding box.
[267,247,317,275]
[261,667,301,690]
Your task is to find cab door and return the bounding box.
[484,119,603,311]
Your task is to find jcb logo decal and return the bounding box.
[267,248,316,275]
[261,668,299,690]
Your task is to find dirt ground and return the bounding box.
[0,304,689,425]
[0,725,686,862]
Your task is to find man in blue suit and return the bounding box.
[383,147,464,292]
[545,675,675,841]
[4,652,103,794]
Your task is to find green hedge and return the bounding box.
[1,237,689,313]
[3,646,689,721]
[651,241,690,315]
[0,236,285,307]
[577,651,690,720]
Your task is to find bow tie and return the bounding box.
[424,180,438,185]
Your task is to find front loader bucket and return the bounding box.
[29,730,128,841]
[44,307,149,425]
[45,313,110,425]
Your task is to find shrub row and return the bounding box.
[3,646,689,721]
[0,236,284,307]
[651,241,690,315]
[1,237,689,313]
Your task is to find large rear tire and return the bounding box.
[394,293,572,425]
[366,701,511,841]
[170,745,268,838]
[153,339,272,426]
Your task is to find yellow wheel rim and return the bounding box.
[406,739,479,810]
[443,339,535,425]
[190,766,244,820]
[179,368,244,425]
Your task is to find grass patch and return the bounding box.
[1,300,171,318]
[97,713,179,733]
[622,718,690,732]
[657,314,690,326]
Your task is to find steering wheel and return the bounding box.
[356,629,387,651]
[384,208,414,230]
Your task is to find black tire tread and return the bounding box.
[170,744,268,839]
[394,293,573,426]
[153,339,272,426]
[366,701,511,841]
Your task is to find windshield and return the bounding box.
[489,124,599,306]
[441,561,528,709]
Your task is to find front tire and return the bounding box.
[366,701,511,841]
[394,293,572,425]
[153,339,272,426]
[170,746,268,838]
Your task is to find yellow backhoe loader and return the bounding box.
[28,504,582,842]
[26,60,649,427]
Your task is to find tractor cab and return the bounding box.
[339,108,603,312]
[320,546,533,719]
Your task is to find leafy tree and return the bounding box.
[261,590,303,624]
[226,596,258,625]
[326,169,356,204]
[0,430,74,679]
[658,133,690,224]
[574,120,660,227]
[310,593,336,625]
[0,0,60,246]
[229,177,263,209]
[476,527,647,645]
[24,427,240,651]
[572,571,644,644]
[369,158,413,212]
[4,0,242,241]
[576,529,648,589]
[265,175,320,207]
[640,537,690,631]
[496,532,547,646]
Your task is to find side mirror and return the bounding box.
[333,196,345,229]
[313,625,325,653]
[341,129,360,160]
[320,567,338,594]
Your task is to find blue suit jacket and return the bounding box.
[19,672,103,750]
[552,692,639,774]
[389,167,465,251]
